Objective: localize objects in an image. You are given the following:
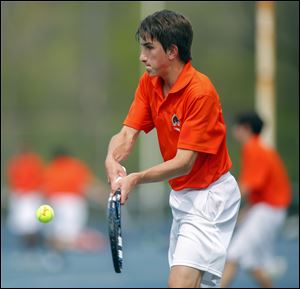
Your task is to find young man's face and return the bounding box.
[139,36,170,77]
[232,124,252,145]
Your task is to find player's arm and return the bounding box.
[136,148,197,183]
[105,125,140,191]
[117,149,198,204]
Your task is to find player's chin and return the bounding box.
[145,68,157,76]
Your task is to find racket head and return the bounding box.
[107,189,123,273]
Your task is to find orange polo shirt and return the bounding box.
[124,61,232,190]
[43,156,92,197]
[7,152,44,194]
[240,136,291,208]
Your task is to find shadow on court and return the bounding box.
[1,215,299,288]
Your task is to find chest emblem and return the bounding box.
[172,114,181,132]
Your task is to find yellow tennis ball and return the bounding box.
[36,204,54,223]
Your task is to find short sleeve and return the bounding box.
[123,75,154,133]
[178,95,226,154]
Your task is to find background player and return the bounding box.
[6,146,45,249]
[43,147,106,251]
[221,112,292,288]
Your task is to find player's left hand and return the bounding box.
[115,173,139,205]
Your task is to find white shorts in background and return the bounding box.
[47,194,88,243]
[168,172,241,288]
[7,192,43,235]
[226,203,287,270]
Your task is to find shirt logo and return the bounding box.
[172,114,181,132]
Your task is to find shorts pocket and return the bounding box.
[207,190,225,221]
[198,190,224,221]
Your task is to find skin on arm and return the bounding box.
[105,126,140,192]
[116,148,198,204]
[105,124,198,204]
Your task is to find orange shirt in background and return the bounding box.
[240,136,291,208]
[43,156,92,198]
[124,61,231,190]
[7,152,44,194]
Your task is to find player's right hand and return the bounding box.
[105,159,127,192]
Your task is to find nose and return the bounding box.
[139,51,147,63]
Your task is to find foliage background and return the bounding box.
[1,1,298,212]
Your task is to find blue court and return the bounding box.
[1,215,299,288]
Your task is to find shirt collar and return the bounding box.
[150,61,195,94]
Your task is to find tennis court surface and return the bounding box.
[1,215,299,288]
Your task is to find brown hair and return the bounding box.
[136,10,193,63]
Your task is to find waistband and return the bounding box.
[171,171,233,194]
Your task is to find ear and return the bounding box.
[167,44,178,60]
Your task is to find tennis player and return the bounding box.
[105,10,241,288]
[221,112,292,288]
[6,147,44,248]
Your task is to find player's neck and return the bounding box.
[161,61,185,97]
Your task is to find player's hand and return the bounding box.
[115,173,139,205]
[105,159,127,191]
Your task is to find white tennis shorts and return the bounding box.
[226,203,287,270]
[168,172,241,288]
[47,194,88,243]
[7,192,43,235]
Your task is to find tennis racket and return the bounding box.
[107,188,123,273]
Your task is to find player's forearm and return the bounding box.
[135,161,187,184]
[106,127,139,163]
[106,134,130,163]
[134,149,197,184]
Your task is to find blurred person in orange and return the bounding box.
[43,147,106,251]
[221,112,292,288]
[6,146,45,248]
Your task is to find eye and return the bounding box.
[142,44,154,50]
